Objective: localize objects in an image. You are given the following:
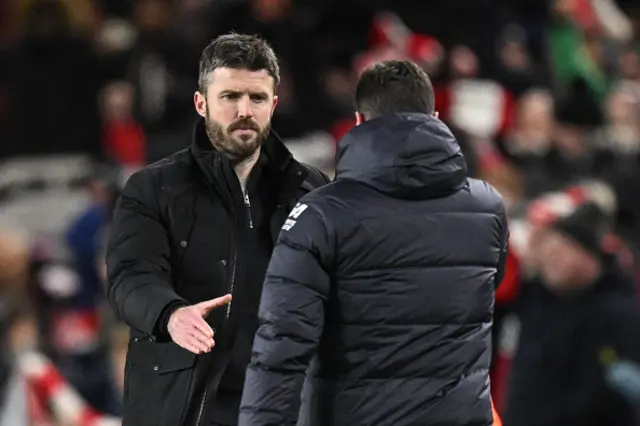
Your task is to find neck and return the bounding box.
[234,147,261,182]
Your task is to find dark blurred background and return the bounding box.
[1,0,640,424]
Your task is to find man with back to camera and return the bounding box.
[239,59,509,426]
[106,33,329,426]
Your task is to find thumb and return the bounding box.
[196,294,232,316]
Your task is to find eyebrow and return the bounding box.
[220,90,269,97]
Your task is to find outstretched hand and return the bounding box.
[167,294,232,354]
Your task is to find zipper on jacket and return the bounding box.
[244,193,253,229]
[195,387,208,426]
[194,171,242,426]
[196,239,237,426]
[225,212,238,322]
[226,245,237,320]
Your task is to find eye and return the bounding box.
[221,93,240,100]
[251,94,267,103]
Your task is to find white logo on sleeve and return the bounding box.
[282,203,308,231]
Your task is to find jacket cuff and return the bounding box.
[153,300,189,341]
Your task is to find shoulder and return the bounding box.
[279,189,345,261]
[465,177,506,215]
[297,179,347,215]
[121,148,195,203]
[288,180,357,238]
[299,163,331,192]
[141,148,193,182]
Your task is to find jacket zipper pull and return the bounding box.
[244,193,253,229]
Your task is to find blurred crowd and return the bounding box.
[2,0,640,424]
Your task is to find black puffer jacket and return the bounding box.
[107,120,329,426]
[239,113,509,426]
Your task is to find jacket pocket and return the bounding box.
[123,339,197,426]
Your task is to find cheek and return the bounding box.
[548,250,570,271]
[566,252,587,271]
[538,251,556,271]
[538,245,567,276]
[541,258,567,284]
[208,102,235,123]
[254,105,274,127]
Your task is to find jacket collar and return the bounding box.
[189,119,307,208]
[336,113,467,199]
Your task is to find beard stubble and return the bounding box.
[204,108,271,163]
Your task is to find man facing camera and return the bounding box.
[107,33,328,426]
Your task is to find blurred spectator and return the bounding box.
[503,201,640,426]
[122,0,196,160]
[591,84,640,248]
[497,89,572,197]
[63,170,121,416]
[5,0,101,39]
[0,0,103,159]
[27,169,122,417]
[434,45,517,140]
[0,232,30,424]
[548,0,609,126]
[617,45,640,92]
[495,24,547,96]
[477,151,524,211]
[100,81,146,167]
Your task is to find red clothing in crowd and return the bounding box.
[102,120,146,166]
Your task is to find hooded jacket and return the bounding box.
[239,113,509,426]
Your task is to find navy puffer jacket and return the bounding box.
[240,113,509,426]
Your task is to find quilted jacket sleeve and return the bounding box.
[106,170,187,338]
[239,200,335,426]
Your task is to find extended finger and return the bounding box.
[189,315,214,338]
[187,335,212,353]
[189,329,215,351]
[197,294,232,315]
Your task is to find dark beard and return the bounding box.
[205,115,270,163]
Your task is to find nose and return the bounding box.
[237,95,254,119]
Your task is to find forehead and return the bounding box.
[206,67,274,95]
[537,228,577,251]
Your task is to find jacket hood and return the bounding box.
[335,113,467,199]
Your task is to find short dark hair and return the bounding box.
[198,33,280,93]
[355,60,435,119]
